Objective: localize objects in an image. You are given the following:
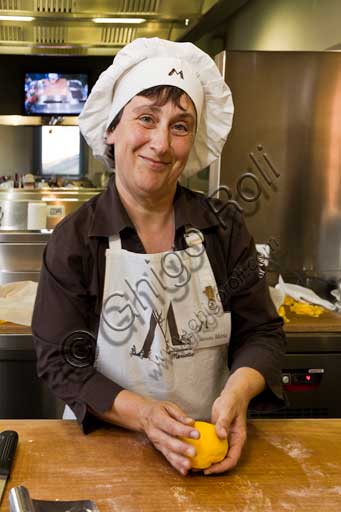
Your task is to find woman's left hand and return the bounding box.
[204,387,248,475]
[204,367,266,475]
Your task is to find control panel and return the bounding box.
[282,368,324,392]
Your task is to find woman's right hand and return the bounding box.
[140,399,199,475]
[92,390,199,475]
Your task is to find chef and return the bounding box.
[32,37,286,476]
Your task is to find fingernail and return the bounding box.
[185,417,194,424]
[187,447,196,457]
[190,430,200,439]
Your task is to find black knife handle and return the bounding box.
[0,430,18,477]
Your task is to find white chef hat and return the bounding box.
[78,37,234,178]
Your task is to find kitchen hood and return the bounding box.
[0,0,222,55]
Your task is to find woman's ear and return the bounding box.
[105,129,116,145]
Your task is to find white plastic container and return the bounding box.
[27,202,47,230]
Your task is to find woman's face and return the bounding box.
[106,93,196,200]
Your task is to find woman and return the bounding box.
[32,37,286,476]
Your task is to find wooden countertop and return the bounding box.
[2,310,341,336]
[1,419,341,511]
[0,322,31,335]
[283,309,341,333]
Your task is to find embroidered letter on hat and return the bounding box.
[168,68,184,80]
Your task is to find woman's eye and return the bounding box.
[139,115,154,124]
[173,123,188,133]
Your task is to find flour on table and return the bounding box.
[286,486,341,498]
[233,477,273,512]
[302,463,324,478]
[262,435,312,461]
[330,487,341,495]
[326,462,340,469]
[171,486,188,504]
[98,497,139,512]
[279,503,296,511]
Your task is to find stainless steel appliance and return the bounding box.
[219,50,341,283]
[215,51,341,418]
[249,332,341,419]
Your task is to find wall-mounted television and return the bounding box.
[24,72,88,115]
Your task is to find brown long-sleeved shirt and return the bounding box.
[32,175,287,433]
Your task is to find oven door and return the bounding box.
[249,333,341,419]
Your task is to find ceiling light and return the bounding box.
[0,15,34,21]
[92,17,146,24]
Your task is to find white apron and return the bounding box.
[63,228,231,420]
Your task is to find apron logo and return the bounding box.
[130,302,190,360]
[168,68,184,80]
[130,299,222,365]
[203,285,217,310]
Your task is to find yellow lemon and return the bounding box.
[182,421,228,470]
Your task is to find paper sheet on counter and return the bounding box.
[0,281,38,326]
[275,275,336,311]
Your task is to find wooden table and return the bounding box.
[283,309,341,333]
[0,322,31,335]
[1,420,341,512]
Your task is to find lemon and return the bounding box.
[181,421,228,469]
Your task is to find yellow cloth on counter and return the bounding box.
[278,296,326,323]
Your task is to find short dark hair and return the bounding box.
[106,85,193,165]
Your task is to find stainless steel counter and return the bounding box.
[0,230,49,284]
[0,187,103,230]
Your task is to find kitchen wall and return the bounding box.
[0,126,35,176]
[225,0,341,51]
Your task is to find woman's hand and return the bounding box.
[205,387,248,475]
[93,390,199,475]
[140,399,200,475]
[204,367,266,475]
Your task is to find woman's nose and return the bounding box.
[149,126,171,154]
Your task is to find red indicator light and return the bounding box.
[306,375,311,381]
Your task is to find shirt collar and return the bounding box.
[88,174,219,237]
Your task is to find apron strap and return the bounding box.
[108,234,121,250]
[184,226,216,301]
[183,226,204,248]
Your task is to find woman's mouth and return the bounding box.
[139,155,171,170]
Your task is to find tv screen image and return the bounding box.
[24,72,88,115]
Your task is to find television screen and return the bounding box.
[24,72,88,115]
